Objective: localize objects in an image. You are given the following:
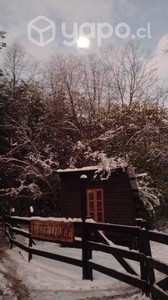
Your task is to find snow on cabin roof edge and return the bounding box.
[57,166,99,173]
[57,165,127,174]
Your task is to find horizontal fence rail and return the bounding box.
[148,257,168,276]
[87,241,145,262]
[31,248,82,267]
[87,261,148,292]
[1,215,168,300]
[148,230,168,245]
[85,221,140,236]
[151,285,168,300]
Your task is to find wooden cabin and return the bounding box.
[57,166,144,227]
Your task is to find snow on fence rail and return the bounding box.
[0,215,168,300]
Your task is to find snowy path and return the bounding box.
[0,237,29,299]
[0,236,151,300]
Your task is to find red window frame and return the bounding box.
[86,188,104,222]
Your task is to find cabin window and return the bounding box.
[86,188,104,222]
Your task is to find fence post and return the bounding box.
[140,221,156,300]
[136,218,155,298]
[3,219,6,238]
[85,216,93,261]
[9,216,13,249]
[80,175,93,280]
[0,216,4,237]
[28,219,33,262]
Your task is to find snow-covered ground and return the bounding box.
[0,229,168,300]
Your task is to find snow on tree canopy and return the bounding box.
[137,177,160,212]
[93,154,128,180]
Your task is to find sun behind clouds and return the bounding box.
[77,36,90,49]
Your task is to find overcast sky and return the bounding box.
[0,0,168,78]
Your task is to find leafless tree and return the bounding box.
[79,53,110,138]
[44,54,85,137]
[2,41,39,93]
[102,41,159,106]
[0,31,6,51]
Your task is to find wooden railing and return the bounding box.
[0,215,168,300]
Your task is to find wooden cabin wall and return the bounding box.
[59,170,136,226]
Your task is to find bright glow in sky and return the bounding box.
[77,36,90,49]
[0,0,168,79]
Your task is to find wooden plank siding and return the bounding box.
[58,168,142,229]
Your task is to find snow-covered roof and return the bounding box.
[136,173,148,178]
[57,166,98,173]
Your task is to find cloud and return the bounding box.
[0,0,167,70]
[117,0,137,18]
[0,0,114,27]
[0,0,115,59]
[155,34,168,79]
[31,0,114,23]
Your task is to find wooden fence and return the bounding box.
[0,215,168,300]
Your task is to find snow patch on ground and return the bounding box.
[2,239,147,300]
[1,232,168,300]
